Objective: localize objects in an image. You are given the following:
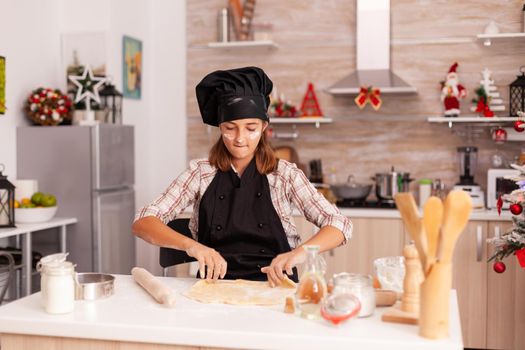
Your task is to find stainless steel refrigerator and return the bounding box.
[17,125,135,274]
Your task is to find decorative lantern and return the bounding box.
[0,164,15,228]
[509,66,525,117]
[99,80,123,124]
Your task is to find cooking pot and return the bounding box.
[372,167,413,201]
[330,175,372,201]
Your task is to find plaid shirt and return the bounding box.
[135,159,352,248]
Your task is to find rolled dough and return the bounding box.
[184,279,296,306]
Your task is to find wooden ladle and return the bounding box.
[439,190,472,263]
[422,197,443,275]
[394,193,427,269]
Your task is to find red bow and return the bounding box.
[355,86,382,111]
[475,99,494,117]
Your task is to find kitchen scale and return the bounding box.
[453,146,485,210]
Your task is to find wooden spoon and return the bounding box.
[394,193,427,269]
[422,197,443,275]
[439,190,472,263]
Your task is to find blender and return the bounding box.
[453,146,485,209]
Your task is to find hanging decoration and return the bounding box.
[493,261,506,273]
[492,127,507,144]
[354,86,382,111]
[300,82,324,117]
[441,62,467,117]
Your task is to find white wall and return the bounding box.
[0,0,186,274]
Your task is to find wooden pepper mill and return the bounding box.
[381,243,424,324]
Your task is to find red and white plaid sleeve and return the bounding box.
[286,163,352,244]
[134,159,202,224]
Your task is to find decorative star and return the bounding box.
[68,65,106,108]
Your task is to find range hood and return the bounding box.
[327,0,416,95]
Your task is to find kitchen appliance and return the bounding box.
[373,167,413,202]
[453,147,485,210]
[17,125,135,274]
[487,168,520,209]
[327,0,416,95]
[309,159,323,183]
[330,175,372,201]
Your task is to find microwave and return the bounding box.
[487,168,520,209]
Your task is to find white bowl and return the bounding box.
[15,206,58,224]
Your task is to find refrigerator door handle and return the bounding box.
[93,193,103,272]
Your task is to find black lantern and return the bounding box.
[99,80,123,124]
[0,164,15,228]
[509,66,525,117]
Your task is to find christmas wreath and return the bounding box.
[24,87,73,126]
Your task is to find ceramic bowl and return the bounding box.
[15,206,57,224]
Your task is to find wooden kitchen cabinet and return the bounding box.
[451,220,488,350]
[487,221,525,350]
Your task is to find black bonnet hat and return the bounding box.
[196,66,273,127]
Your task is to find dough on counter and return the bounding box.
[184,279,296,306]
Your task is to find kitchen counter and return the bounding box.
[0,275,463,350]
[337,208,512,221]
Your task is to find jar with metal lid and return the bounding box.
[37,253,75,314]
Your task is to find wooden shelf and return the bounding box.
[207,40,278,49]
[271,117,332,128]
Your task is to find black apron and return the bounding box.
[197,158,298,281]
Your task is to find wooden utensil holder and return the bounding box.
[419,262,452,339]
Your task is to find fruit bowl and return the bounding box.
[15,206,58,224]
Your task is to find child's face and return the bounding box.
[219,119,267,161]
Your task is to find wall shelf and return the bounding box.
[476,32,525,46]
[271,117,333,128]
[207,40,278,49]
[428,116,519,128]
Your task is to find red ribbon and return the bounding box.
[355,86,382,111]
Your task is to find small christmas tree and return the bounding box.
[471,68,505,116]
[488,163,525,273]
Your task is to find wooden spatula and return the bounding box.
[394,193,427,269]
[439,190,472,263]
[423,197,443,275]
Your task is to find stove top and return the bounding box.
[336,199,397,209]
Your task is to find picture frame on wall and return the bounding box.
[122,35,142,100]
[0,56,5,115]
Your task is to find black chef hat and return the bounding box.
[196,66,273,127]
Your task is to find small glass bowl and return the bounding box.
[373,256,405,293]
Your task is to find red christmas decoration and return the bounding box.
[497,195,503,215]
[300,83,323,117]
[516,248,525,268]
[514,120,525,132]
[355,86,382,111]
[493,261,506,273]
[510,203,523,215]
[492,128,507,144]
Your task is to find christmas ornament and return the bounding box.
[492,128,507,144]
[513,120,525,132]
[300,83,323,117]
[441,62,467,117]
[24,87,73,126]
[497,195,503,215]
[354,86,382,111]
[269,92,298,118]
[470,68,505,116]
[493,261,506,273]
[68,65,106,124]
[516,248,525,268]
[510,203,523,215]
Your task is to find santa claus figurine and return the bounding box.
[441,62,467,117]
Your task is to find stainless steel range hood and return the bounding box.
[327,0,416,95]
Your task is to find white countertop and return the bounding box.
[0,275,463,350]
[337,208,512,221]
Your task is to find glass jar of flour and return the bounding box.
[37,253,75,314]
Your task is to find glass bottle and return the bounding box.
[340,273,376,317]
[37,253,76,314]
[296,245,327,319]
[320,272,361,325]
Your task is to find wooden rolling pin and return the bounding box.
[131,267,176,307]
